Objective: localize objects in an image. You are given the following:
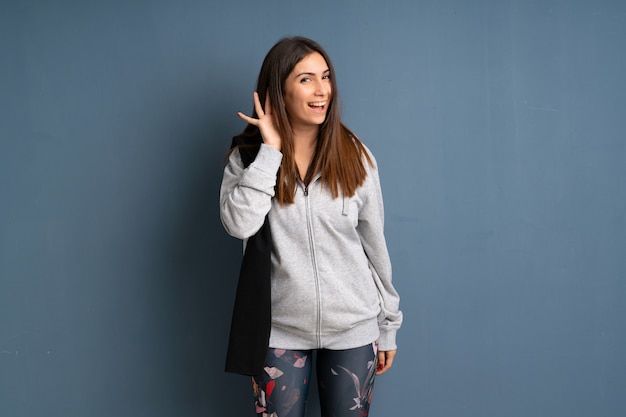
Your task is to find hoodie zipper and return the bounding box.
[302,180,322,348]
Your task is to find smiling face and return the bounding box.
[283,52,332,133]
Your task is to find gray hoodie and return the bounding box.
[220,143,402,352]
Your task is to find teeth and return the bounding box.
[309,101,326,107]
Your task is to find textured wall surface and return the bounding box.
[1,1,625,416]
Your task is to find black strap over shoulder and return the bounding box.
[224,135,273,376]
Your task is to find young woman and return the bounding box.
[220,36,402,417]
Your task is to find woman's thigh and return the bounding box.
[252,347,313,417]
[316,343,378,417]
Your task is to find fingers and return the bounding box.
[236,92,280,150]
[376,350,396,376]
[236,111,256,125]
[237,92,269,126]
[253,91,265,117]
[376,352,387,375]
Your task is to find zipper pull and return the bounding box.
[304,185,309,196]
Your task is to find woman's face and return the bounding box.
[283,52,332,131]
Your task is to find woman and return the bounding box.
[220,36,402,417]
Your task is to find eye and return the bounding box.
[300,77,311,83]
[323,74,331,80]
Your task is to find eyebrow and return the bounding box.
[294,69,330,78]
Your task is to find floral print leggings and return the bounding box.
[252,343,378,417]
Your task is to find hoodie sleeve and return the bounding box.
[356,151,403,351]
[220,144,283,239]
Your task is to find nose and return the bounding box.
[315,79,329,96]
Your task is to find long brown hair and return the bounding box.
[234,36,372,205]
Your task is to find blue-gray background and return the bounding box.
[1,0,625,416]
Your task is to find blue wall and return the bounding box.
[1,1,625,416]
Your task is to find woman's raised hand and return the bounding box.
[237,92,281,151]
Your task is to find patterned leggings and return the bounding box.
[252,343,378,417]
